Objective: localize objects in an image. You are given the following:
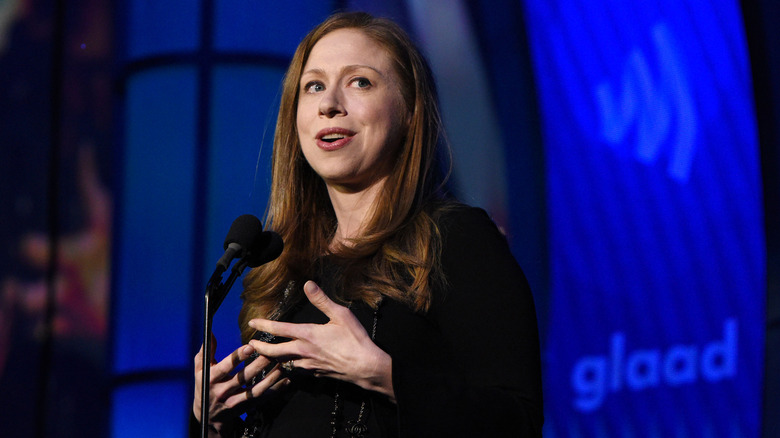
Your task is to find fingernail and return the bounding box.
[243,345,254,355]
[248,320,256,328]
[304,281,319,294]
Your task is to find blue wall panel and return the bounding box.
[114,68,198,374]
[205,65,285,357]
[213,1,333,53]
[111,381,189,438]
[124,1,201,59]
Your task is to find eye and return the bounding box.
[304,81,324,93]
[350,77,372,89]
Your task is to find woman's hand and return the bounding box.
[248,280,395,402]
[193,335,289,435]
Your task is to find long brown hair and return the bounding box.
[239,12,451,342]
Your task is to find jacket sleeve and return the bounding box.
[391,207,544,436]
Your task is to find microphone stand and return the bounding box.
[201,260,252,438]
[201,268,222,438]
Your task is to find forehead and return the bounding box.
[304,28,393,72]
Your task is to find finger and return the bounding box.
[193,338,220,371]
[248,318,312,341]
[285,357,329,376]
[269,376,292,392]
[244,351,274,372]
[303,280,352,322]
[248,366,285,399]
[209,332,218,364]
[236,353,274,387]
[248,338,303,361]
[211,348,269,403]
[224,366,285,407]
[211,344,256,381]
[194,344,204,372]
[221,362,280,405]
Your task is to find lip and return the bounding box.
[315,127,356,151]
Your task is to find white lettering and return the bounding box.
[626,349,661,390]
[571,356,607,411]
[663,345,698,385]
[595,22,697,182]
[571,318,738,412]
[701,318,737,381]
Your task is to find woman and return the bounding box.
[193,12,543,437]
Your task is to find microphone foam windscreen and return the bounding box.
[224,214,263,250]
[245,231,284,267]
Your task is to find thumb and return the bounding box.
[303,280,344,321]
[194,332,218,370]
[209,332,218,365]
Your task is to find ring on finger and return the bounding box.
[281,360,294,372]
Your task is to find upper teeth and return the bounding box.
[322,133,347,141]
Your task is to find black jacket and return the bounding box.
[193,206,543,437]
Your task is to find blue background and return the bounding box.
[523,1,764,436]
[86,0,780,436]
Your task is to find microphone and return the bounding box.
[216,214,264,272]
[243,231,284,268]
[214,231,284,315]
[201,215,283,438]
[208,218,284,315]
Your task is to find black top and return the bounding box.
[201,206,543,437]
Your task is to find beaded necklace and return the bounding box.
[328,303,378,438]
[242,281,381,438]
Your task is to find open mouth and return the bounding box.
[315,128,356,150]
[321,133,349,143]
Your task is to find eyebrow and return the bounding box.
[301,64,385,78]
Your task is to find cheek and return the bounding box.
[386,103,410,146]
[366,100,405,135]
[296,105,308,133]
[296,97,319,128]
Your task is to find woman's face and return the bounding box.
[296,28,409,192]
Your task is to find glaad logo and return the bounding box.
[595,22,697,182]
[571,318,738,412]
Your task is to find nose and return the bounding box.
[318,87,346,118]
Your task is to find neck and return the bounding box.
[326,177,387,244]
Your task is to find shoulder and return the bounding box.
[426,204,536,336]
[431,203,508,249]
[426,203,523,284]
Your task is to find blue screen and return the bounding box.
[522,0,765,435]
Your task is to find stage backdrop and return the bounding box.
[0,1,113,436]
[521,0,765,436]
[109,0,768,437]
